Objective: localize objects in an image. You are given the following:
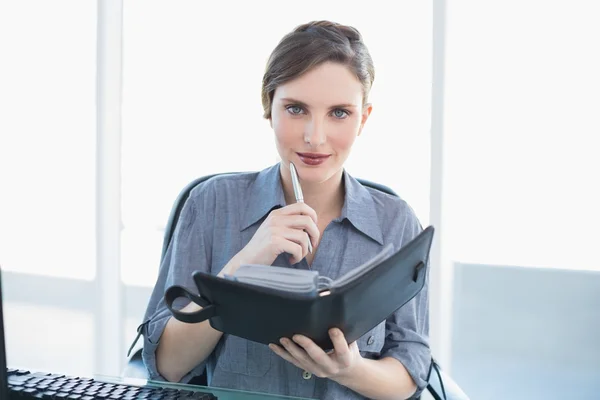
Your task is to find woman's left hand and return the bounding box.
[269,328,362,381]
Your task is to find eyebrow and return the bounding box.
[280,97,359,109]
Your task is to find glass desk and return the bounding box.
[96,374,315,400]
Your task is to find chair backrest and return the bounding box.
[160,171,398,262]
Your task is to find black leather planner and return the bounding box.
[165,225,434,350]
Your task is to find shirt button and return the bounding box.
[302,370,312,380]
[367,336,375,345]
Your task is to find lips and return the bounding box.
[297,152,330,159]
[297,152,330,166]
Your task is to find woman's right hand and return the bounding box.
[235,202,320,268]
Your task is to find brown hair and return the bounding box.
[261,20,375,119]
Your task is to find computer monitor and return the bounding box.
[0,268,10,400]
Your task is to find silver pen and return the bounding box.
[289,162,313,254]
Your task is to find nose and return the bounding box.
[304,117,326,147]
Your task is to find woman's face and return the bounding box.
[270,61,372,184]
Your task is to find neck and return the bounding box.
[280,163,345,218]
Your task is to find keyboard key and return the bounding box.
[9,374,32,383]
[189,391,208,398]
[75,383,91,390]
[16,369,31,375]
[30,372,52,378]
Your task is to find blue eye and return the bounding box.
[332,109,349,119]
[286,105,304,115]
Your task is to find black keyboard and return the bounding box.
[6,369,217,400]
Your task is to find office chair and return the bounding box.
[124,172,469,400]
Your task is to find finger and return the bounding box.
[279,338,319,371]
[273,236,304,264]
[292,334,335,372]
[269,343,305,370]
[276,203,318,225]
[278,215,320,248]
[276,227,309,260]
[292,216,320,248]
[329,328,352,367]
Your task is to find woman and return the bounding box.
[142,20,430,400]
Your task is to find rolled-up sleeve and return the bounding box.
[141,188,214,382]
[380,269,430,395]
[380,207,432,397]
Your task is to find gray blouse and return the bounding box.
[141,163,431,399]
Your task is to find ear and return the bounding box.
[269,117,273,129]
[357,103,373,137]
